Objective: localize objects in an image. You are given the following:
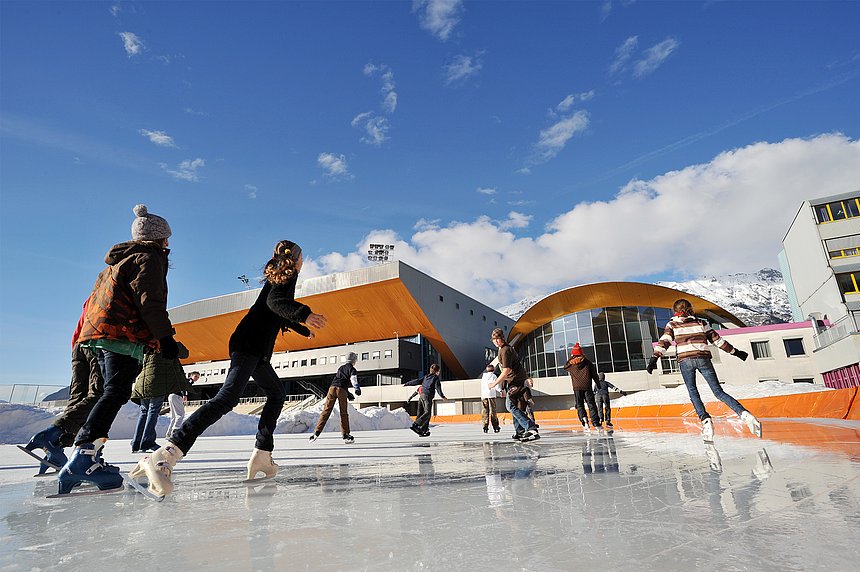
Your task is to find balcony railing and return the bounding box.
[813,314,859,349]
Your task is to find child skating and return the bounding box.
[647,298,761,441]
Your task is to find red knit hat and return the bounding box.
[570,343,583,356]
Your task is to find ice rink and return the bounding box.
[1,418,859,571]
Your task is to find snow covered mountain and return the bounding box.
[497,269,792,326]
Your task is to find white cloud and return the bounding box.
[306,135,860,307]
[317,152,352,180]
[609,35,638,75]
[499,211,532,230]
[476,187,497,195]
[118,32,144,57]
[633,37,679,77]
[552,91,595,115]
[160,158,205,182]
[244,184,257,199]
[363,63,397,113]
[443,53,483,85]
[109,5,121,17]
[184,107,209,116]
[139,129,177,148]
[531,110,590,164]
[413,0,463,41]
[351,112,390,146]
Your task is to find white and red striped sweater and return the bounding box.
[653,315,736,362]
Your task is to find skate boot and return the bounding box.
[342,434,355,444]
[309,432,320,442]
[129,442,184,498]
[702,418,715,442]
[741,411,762,438]
[582,421,591,433]
[57,439,124,494]
[246,448,278,481]
[24,425,68,472]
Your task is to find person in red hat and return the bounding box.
[563,343,601,431]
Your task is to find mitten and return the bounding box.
[354,387,362,396]
[733,349,749,361]
[347,392,355,401]
[646,356,659,375]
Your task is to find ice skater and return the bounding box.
[166,371,198,438]
[309,351,361,444]
[403,364,446,437]
[480,364,501,433]
[593,372,624,428]
[131,240,326,498]
[647,298,761,441]
[56,205,178,496]
[489,328,539,442]
[130,341,190,452]
[563,344,601,431]
[21,298,105,474]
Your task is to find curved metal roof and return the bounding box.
[509,281,745,341]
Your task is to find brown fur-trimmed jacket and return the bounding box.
[77,241,173,349]
[563,356,599,391]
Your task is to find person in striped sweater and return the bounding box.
[646,298,762,441]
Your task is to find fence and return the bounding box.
[0,384,66,405]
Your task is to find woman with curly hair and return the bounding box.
[130,240,326,498]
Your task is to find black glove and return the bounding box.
[347,392,355,401]
[159,336,179,360]
[354,387,362,396]
[734,349,748,361]
[646,356,659,375]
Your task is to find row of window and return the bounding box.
[815,197,860,224]
[194,349,396,377]
[750,338,806,359]
[836,272,860,295]
[829,247,860,260]
[437,295,504,328]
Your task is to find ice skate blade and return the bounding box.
[242,474,275,485]
[122,474,165,502]
[33,470,59,478]
[17,445,61,470]
[47,486,124,499]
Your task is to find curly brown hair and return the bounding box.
[264,240,302,285]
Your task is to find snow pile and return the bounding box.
[613,380,831,408]
[0,400,413,445]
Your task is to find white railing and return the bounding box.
[813,314,858,349]
[185,393,314,409]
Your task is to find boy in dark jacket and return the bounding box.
[563,343,601,431]
[403,364,446,437]
[56,205,178,495]
[310,352,361,443]
[594,372,623,427]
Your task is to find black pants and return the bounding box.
[171,351,285,453]
[75,350,140,445]
[595,393,611,424]
[55,343,105,446]
[574,389,600,426]
[414,393,433,432]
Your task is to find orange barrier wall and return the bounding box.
[431,387,860,424]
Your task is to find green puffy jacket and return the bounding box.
[132,342,191,400]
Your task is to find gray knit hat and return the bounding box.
[131,204,172,241]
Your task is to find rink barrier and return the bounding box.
[430,387,860,424]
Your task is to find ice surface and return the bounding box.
[612,379,830,407]
[1,420,859,571]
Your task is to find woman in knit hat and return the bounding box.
[563,343,602,432]
[130,240,327,498]
[56,204,179,495]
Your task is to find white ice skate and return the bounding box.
[243,448,278,483]
[127,443,184,500]
[704,443,722,473]
[702,418,714,443]
[752,448,774,480]
[741,411,762,438]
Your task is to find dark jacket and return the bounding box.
[330,363,358,390]
[229,279,312,361]
[78,241,172,348]
[563,356,599,391]
[594,376,618,396]
[132,343,191,401]
[404,373,446,400]
[498,344,529,388]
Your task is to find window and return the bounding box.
[384,349,392,358]
[836,272,860,294]
[310,358,317,366]
[283,362,289,368]
[793,378,814,384]
[470,310,474,315]
[372,351,380,359]
[340,355,346,363]
[221,368,226,375]
[300,359,307,367]
[783,338,806,357]
[439,295,444,302]
[482,315,486,321]
[292,361,298,368]
[751,341,772,359]
[455,303,460,309]
[758,378,779,383]
[274,363,281,369]
[361,352,369,360]
[829,247,860,259]
[815,198,860,223]
[330,356,337,364]
[319,357,327,365]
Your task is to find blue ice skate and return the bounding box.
[55,441,124,496]
[20,425,68,474]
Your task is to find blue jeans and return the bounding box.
[170,351,285,454]
[132,395,166,450]
[505,394,536,434]
[679,357,746,421]
[75,350,141,445]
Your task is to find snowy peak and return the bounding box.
[497,269,792,326]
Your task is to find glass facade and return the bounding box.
[518,306,727,378]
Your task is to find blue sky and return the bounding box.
[2,0,859,386]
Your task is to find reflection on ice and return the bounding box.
[1,421,859,571]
